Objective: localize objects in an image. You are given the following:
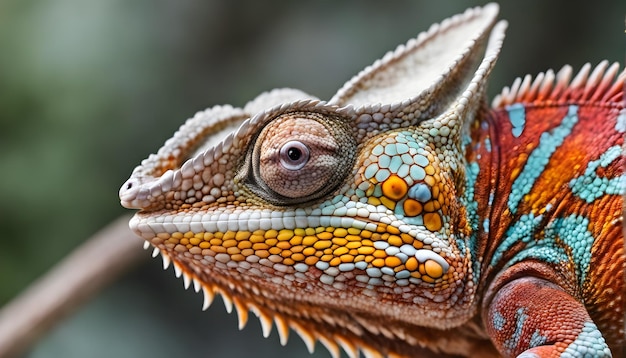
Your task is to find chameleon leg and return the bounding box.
[484,276,612,358]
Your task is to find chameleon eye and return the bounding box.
[279,140,309,170]
[243,111,357,204]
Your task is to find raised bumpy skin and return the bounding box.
[120,4,625,358]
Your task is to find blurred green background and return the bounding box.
[1,1,622,357]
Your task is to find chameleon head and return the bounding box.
[120,4,506,356]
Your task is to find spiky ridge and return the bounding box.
[492,61,625,109]
[146,243,382,358]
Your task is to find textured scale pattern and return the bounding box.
[120,4,625,358]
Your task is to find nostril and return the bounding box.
[120,178,139,198]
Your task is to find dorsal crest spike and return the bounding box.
[492,61,625,108]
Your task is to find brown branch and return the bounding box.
[0,214,146,358]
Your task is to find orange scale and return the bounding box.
[321,254,334,262]
[372,258,385,267]
[211,245,227,253]
[381,174,409,200]
[424,259,444,278]
[291,253,305,261]
[304,256,318,265]
[405,257,419,271]
[424,213,443,232]
[385,256,402,267]
[431,185,440,198]
[423,201,436,212]
[401,233,415,244]
[380,196,396,210]
[403,199,423,216]
[230,254,245,262]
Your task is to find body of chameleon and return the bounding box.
[120,4,625,357]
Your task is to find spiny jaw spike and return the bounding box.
[233,300,249,330]
[274,316,290,346]
[173,263,182,278]
[362,347,384,358]
[220,292,233,313]
[151,247,160,258]
[142,241,150,250]
[192,278,201,293]
[201,286,214,311]
[257,311,273,338]
[318,336,341,358]
[161,252,171,270]
[336,336,359,358]
[291,322,316,354]
[182,272,191,290]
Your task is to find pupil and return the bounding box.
[287,147,301,161]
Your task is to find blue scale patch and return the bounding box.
[378,154,391,168]
[371,144,384,156]
[459,161,481,280]
[484,137,492,152]
[529,329,548,347]
[364,163,379,179]
[504,307,528,355]
[492,311,506,331]
[384,144,398,156]
[507,105,579,214]
[493,213,595,286]
[408,183,432,202]
[569,145,626,203]
[546,215,594,284]
[562,322,611,357]
[410,165,426,181]
[490,213,543,266]
[388,156,403,172]
[506,103,526,138]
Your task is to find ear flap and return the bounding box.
[330,3,506,142]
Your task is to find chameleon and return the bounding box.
[119,4,625,357]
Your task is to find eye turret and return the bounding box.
[242,112,356,205]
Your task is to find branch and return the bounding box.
[0,214,146,358]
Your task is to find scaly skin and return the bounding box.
[119,4,625,357]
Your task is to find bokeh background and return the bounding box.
[1,1,623,357]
